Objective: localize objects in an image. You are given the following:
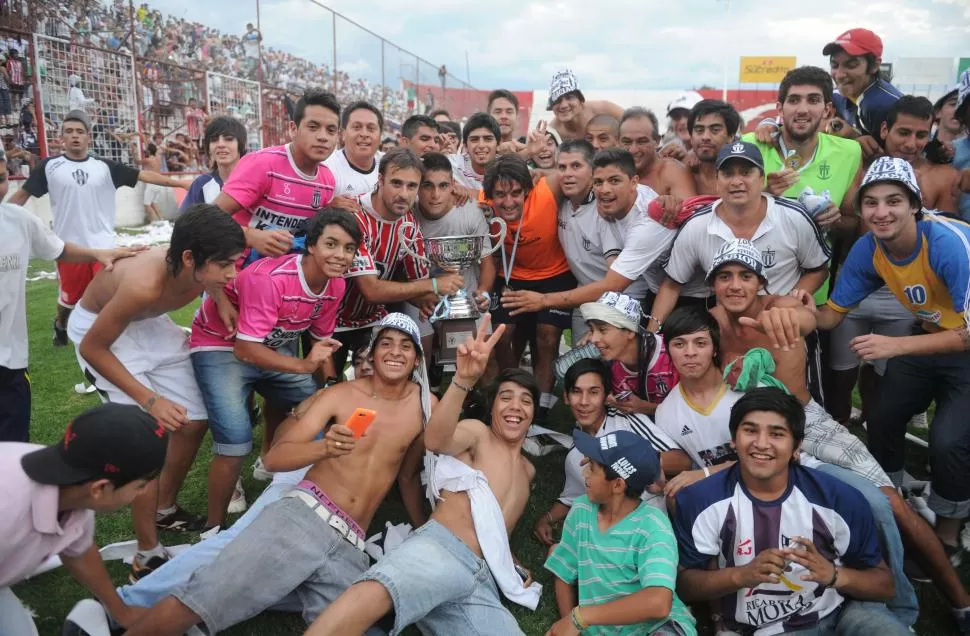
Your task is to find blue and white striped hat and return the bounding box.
[858,156,922,207]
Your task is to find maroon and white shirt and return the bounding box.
[338,195,430,331]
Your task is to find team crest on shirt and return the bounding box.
[312,189,322,209]
[816,162,831,180]
[71,168,88,186]
[582,237,592,251]
[761,248,776,268]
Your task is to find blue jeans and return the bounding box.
[814,462,918,626]
[118,480,295,608]
[360,520,524,636]
[191,350,317,456]
[783,601,911,635]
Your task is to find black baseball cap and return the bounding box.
[715,140,765,172]
[573,429,660,493]
[21,404,169,486]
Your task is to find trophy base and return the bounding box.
[435,318,478,365]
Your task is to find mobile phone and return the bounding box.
[345,408,377,439]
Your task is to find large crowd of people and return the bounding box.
[2,22,970,636]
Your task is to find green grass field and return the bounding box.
[11,260,967,635]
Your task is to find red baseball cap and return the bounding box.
[822,28,883,58]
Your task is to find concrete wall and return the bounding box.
[7,174,196,228]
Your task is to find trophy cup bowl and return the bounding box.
[398,217,507,321]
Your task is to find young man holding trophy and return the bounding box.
[401,152,502,368]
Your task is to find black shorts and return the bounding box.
[0,366,30,442]
[491,272,576,331]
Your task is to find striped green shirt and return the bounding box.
[545,496,697,635]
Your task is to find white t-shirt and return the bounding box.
[23,155,140,249]
[599,186,674,296]
[324,149,382,199]
[448,154,484,191]
[559,408,676,511]
[0,204,65,368]
[415,201,490,295]
[664,194,830,298]
[558,191,608,287]
[654,384,744,468]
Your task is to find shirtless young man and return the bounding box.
[124,313,432,635]
[708,238,970,625]
[308,317,542,635]
[66,205,246,581]
[546,69,623,142]
[881,95,961,214]
[618,107,696,206]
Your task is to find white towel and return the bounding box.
[427,453,542,610]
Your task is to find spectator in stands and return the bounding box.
[181,116,247,212]
[3,133,34,176]
[68,73,97,113]
[184,97,206,149]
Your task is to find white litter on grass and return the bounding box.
[114,220,174,247]
[26,269,58,282]
[74,383,97,394]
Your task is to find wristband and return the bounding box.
[571,606,588,630]
[827,566,840,588]
[142,394,159,413]
[431,277,440,295]
[702,466,711,478]
[451,379,474,393]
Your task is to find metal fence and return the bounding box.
[3,0,478,166]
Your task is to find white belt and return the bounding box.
[284,490,367,552]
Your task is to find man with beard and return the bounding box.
[823,28,902,158]
[213,90,339,264]
[449,112,500,192]
[326,102,384,204]
[487,154,573,421]
[584,114,620,153]
[618,107,697,207]
[546,69,623,142]
[403,152,496,363]
[306,323,543,636]
[687,100,741,196]
[124,313,433,635]
[331,148,463,374]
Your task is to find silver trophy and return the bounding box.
[398,218,507,363]
[398,217,507,320]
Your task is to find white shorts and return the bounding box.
[143,183,164,205]
[67,305,207,420]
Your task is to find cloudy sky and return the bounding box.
[159,0,969,90]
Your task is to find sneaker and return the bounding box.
[129,553,169,584]
[227,479,247,514]
[848,407,864,427]
[252,457,272,482]
[53,319,68,347]
[199,525,222,541]
[522,431,567,457]
[155,506,204,533]
[908,411,929,430]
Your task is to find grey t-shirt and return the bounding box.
[415,200,491,295]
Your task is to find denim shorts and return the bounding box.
[359,520,524,636]
[191,349,318,456]
[173,495,375,634]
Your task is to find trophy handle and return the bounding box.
[480,217,507,260]
[397,221,432,267]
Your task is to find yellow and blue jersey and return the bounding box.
[828,214,970,330]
